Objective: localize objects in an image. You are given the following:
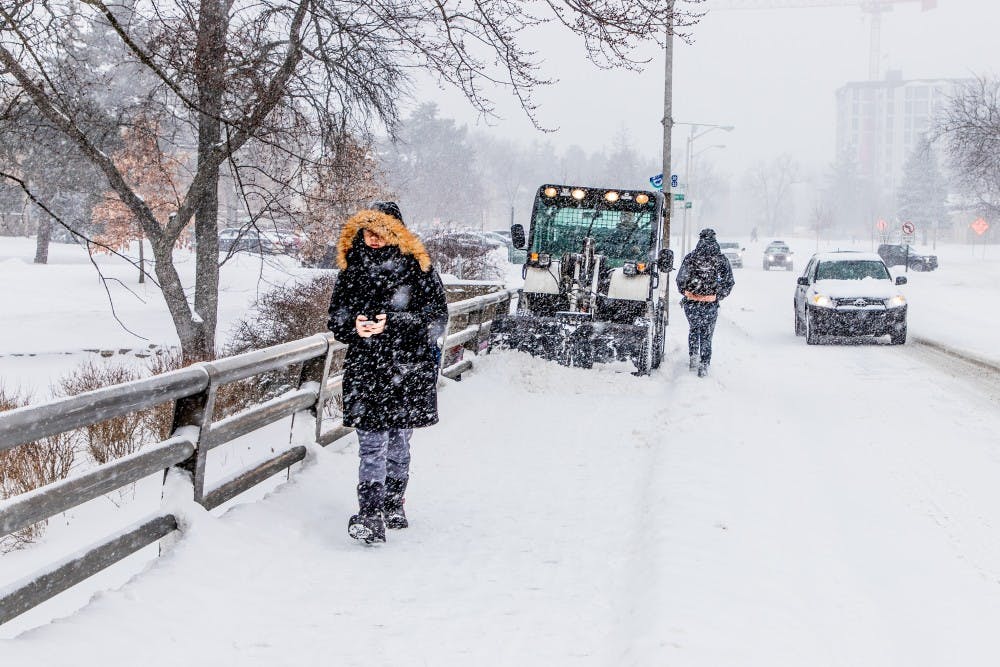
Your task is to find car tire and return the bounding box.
[794,308,806,336]
[763,262,769,271]
[890,323,907,345]
[806,311,820,345]
[787,263,793,272]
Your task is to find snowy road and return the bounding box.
[4,256,1000,666]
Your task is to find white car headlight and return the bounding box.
[812,294,834,308]
[886,295,906,308]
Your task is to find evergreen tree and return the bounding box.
[896,139,949,244]
[822,148,873,239]
[381,104,484,229]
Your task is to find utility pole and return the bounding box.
[661,1,674,249]
[660,1,675,326]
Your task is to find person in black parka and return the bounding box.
[327,202,449,544]
[675,228,735,378]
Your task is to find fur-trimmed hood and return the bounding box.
[336,209,432,272]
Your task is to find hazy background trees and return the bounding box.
[1,0,688,361]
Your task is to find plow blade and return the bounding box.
[488,313,646,369]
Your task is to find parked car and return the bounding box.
[424,231,506,261]
[488,229,513,243]
[719,242,744,269]
[877,243,938,272]
[793,251,907,345]
[218,227,283,255]
[478,230,530,263]
[494,228,527,264]
[274,230,306,257]
[474,231,511,248]
[763,241,793,271]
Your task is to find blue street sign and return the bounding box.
[649,173,663,191]
[671,174,679,188]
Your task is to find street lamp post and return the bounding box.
[676,123,734,257]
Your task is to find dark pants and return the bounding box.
[682,300,720,365]
[357,428,412,484]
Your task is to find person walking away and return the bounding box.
[327,201,449,544]
[675,228,735,378]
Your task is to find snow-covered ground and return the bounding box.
[2,235,1000,665]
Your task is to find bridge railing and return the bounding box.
[0,287,517,627]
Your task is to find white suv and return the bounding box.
[793,251,907,345]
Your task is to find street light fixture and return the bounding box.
[694,144,727,158]
[675,123,734,256]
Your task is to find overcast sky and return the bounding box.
[414,0,999,183]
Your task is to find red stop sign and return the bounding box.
[971,218,990,235]
[876,219,887,231]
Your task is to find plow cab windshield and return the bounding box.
[528,187,658,268]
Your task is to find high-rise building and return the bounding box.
[834,71,970,211]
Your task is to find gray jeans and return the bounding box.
[357,428,412,484]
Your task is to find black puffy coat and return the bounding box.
[327,210,449,432]
[675,237,735,300]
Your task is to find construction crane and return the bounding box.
[705,0,938,80]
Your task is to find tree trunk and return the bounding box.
[188,0,230,362]
[138,234,145,284]
[149,239,209,365]
[33,209,51,265]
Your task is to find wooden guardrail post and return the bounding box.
[167,362,219,505]
[464,304,485,357]
[293,333,336,446]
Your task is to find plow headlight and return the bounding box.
[623,262,649,276]
[543,186,558,198]
[571,188,586,200]
[635,193,650,205]
[528,252,551,268]
[604,190,620,203]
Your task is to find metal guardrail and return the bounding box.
[0,287,516,627]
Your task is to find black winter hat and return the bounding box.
[699,228,717,240]
[370,201,404,224]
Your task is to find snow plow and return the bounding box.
[489,184,674,374]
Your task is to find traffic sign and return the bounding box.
[684,202,692,209]
[876,219,888,232]
[671,174,679,188]
[971,217,990,235]
[649,174,663,191]
[901,221,915,235]
[673,193,685,201]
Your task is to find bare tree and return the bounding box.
[936,75,1000,216]
[745,154,800,237]
[810,198,833,250]
[1,0,701,362]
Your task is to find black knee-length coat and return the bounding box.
[326,210,449,432]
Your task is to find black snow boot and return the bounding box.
[348,481,386,544]
[384,476,409,529]
[689,353,699,371]
[697,362,709,378]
